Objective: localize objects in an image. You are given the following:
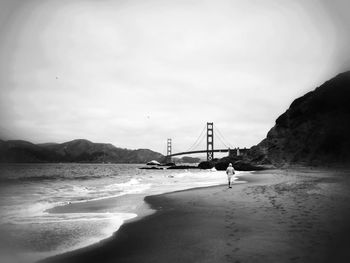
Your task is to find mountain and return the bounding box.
[248,71,350,166]
[0,140,62,163]
[177,156,202,163]
[0,139,164,163]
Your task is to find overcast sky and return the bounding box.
[0,0,350,154]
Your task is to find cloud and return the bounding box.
[0,0,348,154]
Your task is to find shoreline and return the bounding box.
[40,171,272,263]
[39,170,248,261]
[42,168,350,262]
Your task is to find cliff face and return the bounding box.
[0,139,164,163]
[249,72,350,166]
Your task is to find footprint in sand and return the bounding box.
[225,254,238,262]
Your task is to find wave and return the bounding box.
[60,178,152,204]
[0,174,118,183]
[6,211,136,225]
[1,212,137,263]
[0,165,250,263]
[0,178,151,224]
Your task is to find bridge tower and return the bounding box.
[166,138,172,163]
[207,122,214,161]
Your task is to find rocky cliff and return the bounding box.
[248,72,350,166]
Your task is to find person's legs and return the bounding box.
[228,176,232,188]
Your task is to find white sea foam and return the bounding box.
[0,164,249,263]
[3,212,137,263]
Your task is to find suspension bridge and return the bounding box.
[165,122,248,162]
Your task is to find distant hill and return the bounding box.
[0,139,164,163]
[248,72,350,166]
[177,156,202,163]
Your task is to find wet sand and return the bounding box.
[43,168,350,263]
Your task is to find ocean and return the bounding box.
[0,163,245,263]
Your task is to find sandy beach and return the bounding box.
[42,168,350,263]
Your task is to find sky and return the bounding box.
[0,0,350,154]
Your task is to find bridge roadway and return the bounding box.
[167,148,247,158]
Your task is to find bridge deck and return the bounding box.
[168,149,247,157]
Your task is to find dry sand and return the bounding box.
[43,168,350,263]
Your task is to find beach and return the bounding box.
[42,168,350,263]
[0,164,238,263]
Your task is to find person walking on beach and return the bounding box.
[226,163,235,188]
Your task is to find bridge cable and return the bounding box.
[193,131,207,151]
[185,133,206,153]
[186,124,207,152]
[214,130,230,148]
[218,131,234,149]
[214,124,235,149]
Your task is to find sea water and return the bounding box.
[0,163,245,262]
